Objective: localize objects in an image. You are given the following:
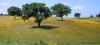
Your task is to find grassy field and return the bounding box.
[0,16,100,45]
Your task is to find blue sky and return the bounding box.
[0,0,100,17]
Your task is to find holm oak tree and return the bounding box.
[7,6,22,19]
[22,3,52,27]
[51,3,71,21]
[74,13,81,18]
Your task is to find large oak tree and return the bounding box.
[22,3,51,27]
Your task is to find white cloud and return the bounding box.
[0,2,9,5]
[62,3,67,5]
[73,5,84,10]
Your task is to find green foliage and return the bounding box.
[0,13,3,15]
[90,15,93,17]
[99,13,100,17]
[7,6,22,19]
[51,3,71,21]
[96,13,100,17]
[22,2,52,27]
[7,6,22,16]
[74,13,81,18]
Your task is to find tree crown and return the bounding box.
[7,6,22,16]
[74,13,81,17]
[22,2,52,22]
[51,3,71,17]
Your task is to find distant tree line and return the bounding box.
[0,13,3,15]
[0,13,8,15]
[89,13,100,18]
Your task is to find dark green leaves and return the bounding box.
[51,3,71,15]
[7,6,21,16]
[22,2,51,21]
[51,3,71,20]
[74,13,81,18]
[22,2,52,27]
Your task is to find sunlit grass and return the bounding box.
[0,16,100,45]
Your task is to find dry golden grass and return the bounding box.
[0,16,100,45]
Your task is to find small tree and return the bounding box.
[96,13,100,18]
[90,15,93,17]
[0,13,3,15]
[7,6,22,19]
[51,3,71,21]
[98,13,100,17]
[74,13,81,18]
[22,3,51,27]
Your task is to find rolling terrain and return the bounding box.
[0,16,100,45]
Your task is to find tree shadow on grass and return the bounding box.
[31,25,58,30]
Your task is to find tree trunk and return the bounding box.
[14,15,16,20]
[38,21,41,27]
[62,16,63,21]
